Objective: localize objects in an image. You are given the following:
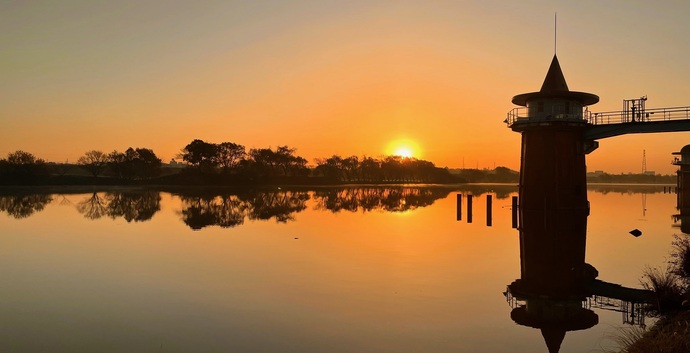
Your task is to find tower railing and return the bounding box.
[505,107,586,126]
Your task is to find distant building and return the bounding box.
[167,159,186,168]
[673,145,690,209]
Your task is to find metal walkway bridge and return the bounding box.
[506,97,690,140]
[585,105,690,139]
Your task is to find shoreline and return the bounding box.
[0,182,676,195]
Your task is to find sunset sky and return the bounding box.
[3,0,690,174]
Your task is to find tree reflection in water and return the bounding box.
[76,193,109,220]
[179,194,249,230]
[76,191,161,222]
[313,187,451,213]
[245,191,309,222]
[178,190,310,230]
[177,187,450,230]
[1,187,451,229]
[107,192,161,222]
[0,194,53,219]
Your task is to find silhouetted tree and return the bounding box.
[247,145,308,178]
[7,151,39,165]
[341,156,359,181]
[215,142,246,174]
[313,154,452,183]
[314,155,343,180]
[0,150,48,184]
[249,148,277,177]
[381,156,404,182]
[455,168,487,183]
[107,148,162,180]
[493,166,519,183]
[289,155,310,177]
[77,150,109,177]
[128,148,162,180]
[107,150,129,179]
[275,146,296,176]
[314,155,361,182]
[181,139,218,174]
[359,156,381,182]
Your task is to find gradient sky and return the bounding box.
[3,0,690,174]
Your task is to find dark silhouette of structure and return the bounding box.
[673,145,690,234]
[505,55,654,352]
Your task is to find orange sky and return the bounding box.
[3,1,690,174]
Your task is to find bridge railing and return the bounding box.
[507,106,690,126]
[587,106,690,125]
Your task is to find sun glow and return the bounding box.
[394,147,413,158]
[387,139,421,159]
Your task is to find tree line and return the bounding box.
[0,139,461,185]
[586,172,676,184]
[0,147,163,184]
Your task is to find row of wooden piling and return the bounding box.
[459,187,680,228]
[456,193,519,228]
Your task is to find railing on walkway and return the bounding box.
[589,106,690,125]
[588,295,647,327]
[504,288,647,327]
[506,106,690,127]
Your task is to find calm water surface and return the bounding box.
[0,185,678,352]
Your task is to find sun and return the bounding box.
[386,139,420,159]
[394,147,413,158]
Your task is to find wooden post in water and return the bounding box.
[486,194,493,227]
[456,194,462,221]
[467,194,473,223]
[511,196,518,229]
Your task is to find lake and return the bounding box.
[0,185,679,353]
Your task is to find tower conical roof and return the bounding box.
[540,55,569,93]
[511,55,599,107]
